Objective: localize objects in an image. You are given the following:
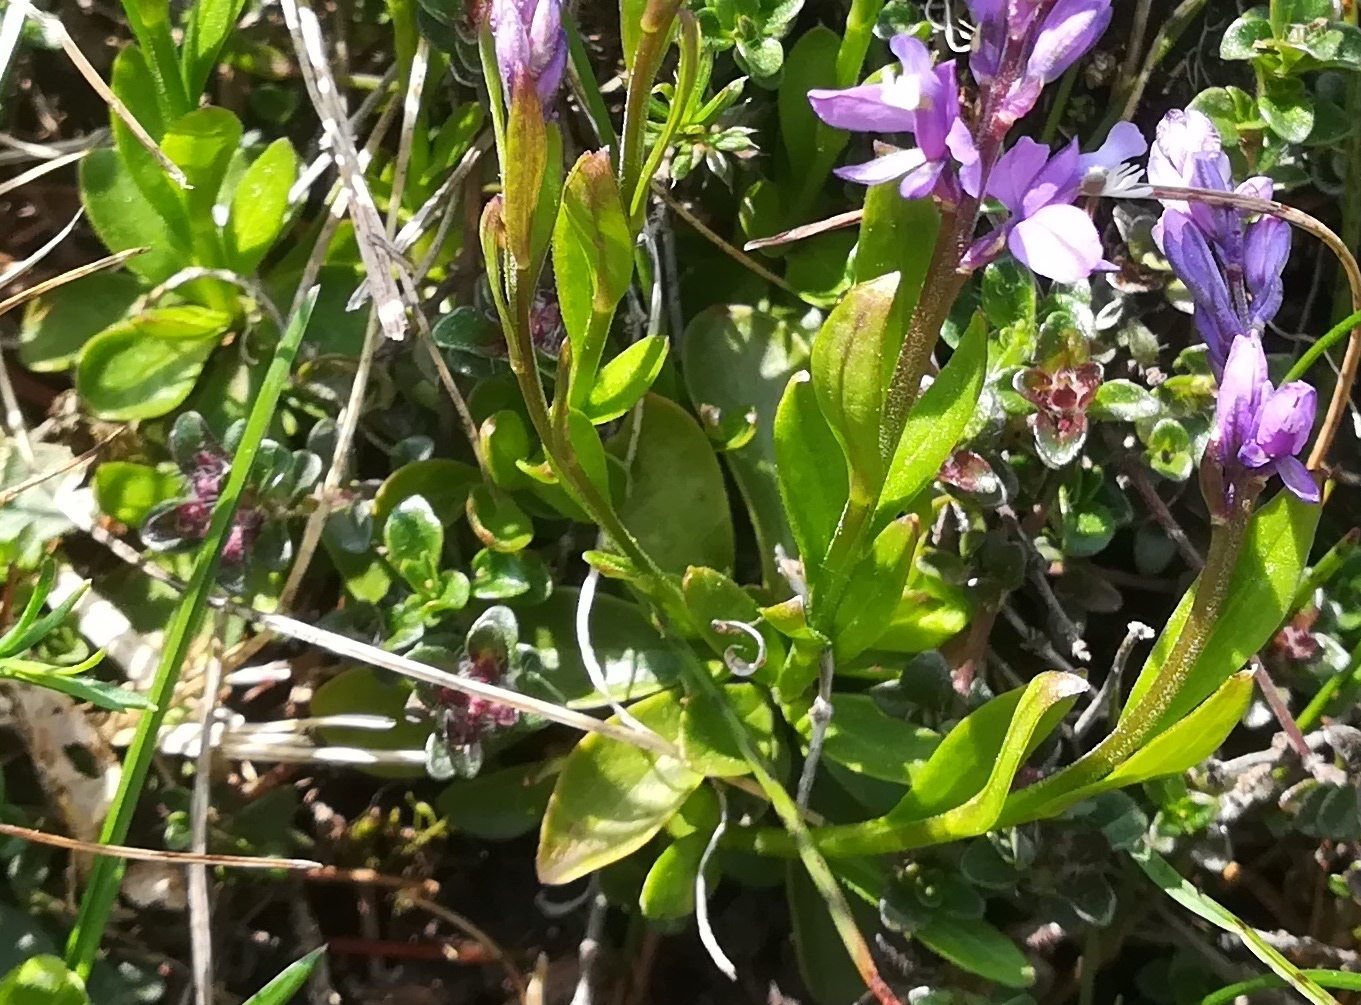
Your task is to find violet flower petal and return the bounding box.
[1275,455,1321,503]
[986,137,1051,211]
[835,146,929,186]
[1214,333,1269,464]
[1250,380,1316,461]
[1078,120,1148,174]
[1028,0,1112,84]
[1160,209,1240,371]
[898,158,947,199]
[1008,203,1103,282]
[948,118,983,197]
[809,83,918,133]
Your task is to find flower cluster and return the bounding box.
[435,649,521,750]
[142,446,261,567]
[808,36,974,204]
[1149,110,1290,375]
[966,0,1113,130]
[806,0,1125,282]
[961,124,1145,282]
[1206,333,1318,513]
[490,0,567,108]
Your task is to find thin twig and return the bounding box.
[0,206,85,291]
[189,612,226,1005]
[795,650,835,810]
[9,0,187,188]
[0,822,321,870]
[404,895,529,1005]
[0,427,122,507]
[0,147,87,199]
[281,0,408,340]
[139,267,288,336]
[569,880,608,1005]
[651,183,808,300]
[0,248,146,319]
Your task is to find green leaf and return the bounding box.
[226,139,299,274]
[374,459,480,528]
[181,0,249,100]
[538,690,704,884]
[584,335,670,423]
[553,151,633,399]
[108,48,192,254]
[1259,75,1315,143]
[0,661,153,713]
[682,305,810,586]
[1122,491,1319,733]
[888,672,1087,825]
[93,462,182,527]
[518,588,686,708]
[1000,670,1255,826]
[1090,379,1159,421]
[1143,418,1194,482]
[810,274,899,495]
[854,189,940,287]
[916,915,1036,989]
[774,373,848,585]
[792,693,939,785]
[609,394,735,574]
[1133,848,1342,1005]
[438,761,558,840]
[0,954,90,1005]
[383,495,443,588]
[871,560,972,654]
[465,484,534,553]
[830,516,917,661]
[982,258,1036,331]
[778,26,840,174]
[76,307,231,420]
[639,832,708,921]
[312,666,431,778]
[239,949,326,1005]
[737,36,784,78]
[678,682,781,777]
[784,229,856,307]
[480,410,533,490]
[1220,8,1273,59]
[18,271,144,374]
[1188,86,1259,153]
[875,311,987,530]
[79,148,189,284]
[471,548,551,601]
[120,0,188,120]
[160,108,244,260]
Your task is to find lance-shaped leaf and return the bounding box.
[554,151,634,403]
[504,86,548,267]
[774,372,848,589]
[830,516,918,662]
[809,274,900,499]
[874,312,988,532]
[809,672,1087,857]
[999,670,1254,826]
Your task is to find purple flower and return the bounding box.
[960,122,1145,281]
[1209,333,1319,508]
[808,35,977,203]
[1149,109,1291,374]
[966,0,1113,127]
[490,0,566,109]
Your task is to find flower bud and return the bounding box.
[490,0,567,110]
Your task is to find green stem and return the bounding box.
[1298,637,1361,731]
[1286,307,1361,383]
[64,289,319,976]
[618,0,681,207]
[478,26,509,176]
[879,208,965,451]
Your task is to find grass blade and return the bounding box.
[63,288,320,977]
[240,948,326,1005]
[1133,847,1341,1005]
